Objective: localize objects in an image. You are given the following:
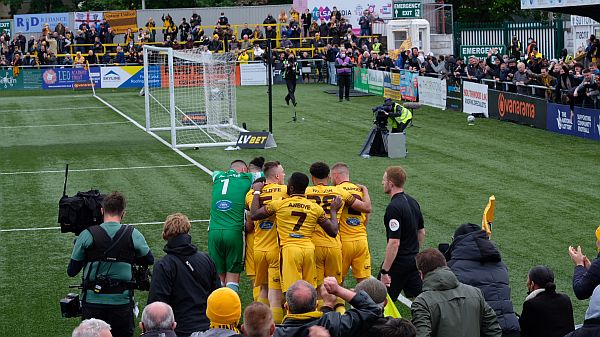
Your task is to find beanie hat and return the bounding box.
[595,226,600,242]
[453,223,481,239]
[206,288,241,325]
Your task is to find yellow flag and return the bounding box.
[482,195,495,238]
[383,293,401,318]
[399,37,412,52]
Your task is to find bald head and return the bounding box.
[230,160,248,173]
[141,302,176,332]
[286,280,318,314]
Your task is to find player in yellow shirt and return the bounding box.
[245,157,265,300]
[331,162,373,284]
[305,162,372,311]
[244,161,287,323]
[251,172,341,294]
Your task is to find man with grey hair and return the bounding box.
[140,302,177,337]
[274,277,380,337]
[72,318,112,337]
[354,278,416,337]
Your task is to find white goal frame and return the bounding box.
[143,45,245,148]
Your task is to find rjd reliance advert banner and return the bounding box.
[14,13,69,33]
[417,76,446,110]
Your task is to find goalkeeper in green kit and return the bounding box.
[209,159,257,292]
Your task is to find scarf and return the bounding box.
[525,288,545,302]
[209,322,240,333]
[283,311,324,322]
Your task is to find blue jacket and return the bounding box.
[448,230,520,334]
[573,253,600,300]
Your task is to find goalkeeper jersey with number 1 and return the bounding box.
[209,169,253,231]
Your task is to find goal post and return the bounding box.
[143,45,245,148]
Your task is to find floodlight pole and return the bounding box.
[266,37,273,134]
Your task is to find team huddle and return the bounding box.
[207,158,373,324]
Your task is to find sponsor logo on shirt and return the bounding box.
[347,217,361,226]
[216,200,232,211]
[259,221,274,230]
[289,233,305,238]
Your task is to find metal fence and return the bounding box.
[454,21,565,59]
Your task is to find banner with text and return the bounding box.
[100,66,159,88]
[14,13,69,33]
[240,63,267,86]
[0,68,42,90]
[41,67,100,89]
[446,77,462,111]
[368,69,384,96]
[383,71,402,101]
[488,90,547,128]
[354,68,369,93]
[546,103,600,141]
[0,20,11,37]
[399,70,418,102]
[462,81,489,117]
[305,0,393,34]
[75,12,104,28]
[459,45,505,60]
[103,10,137,34]
[418,76,447,110]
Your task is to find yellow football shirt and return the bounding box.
[245,183,288,252]
[305,185,355,247]
[265,195,326,248]
[337,181,368,241]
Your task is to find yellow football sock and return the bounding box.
[253,286,260,301]
[272,306,284,324]
[258,297,269,305]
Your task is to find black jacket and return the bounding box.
[147,234,221,336]
[564,318,600,337]
[573,254,600,300]
[448,230,520,335]
[519,290,574,337]
[274,291,381,337]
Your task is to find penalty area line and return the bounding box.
[0,106,108,113]
[0,164,196,176]
[0,219,210,233]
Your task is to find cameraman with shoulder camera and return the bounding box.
[67,192,154,337]
[381,98,412,133]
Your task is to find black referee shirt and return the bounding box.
[384,192,424,256]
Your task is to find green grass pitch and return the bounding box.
[1,84,599,337]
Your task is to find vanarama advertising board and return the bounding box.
[488,90,547,128]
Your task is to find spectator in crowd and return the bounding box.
[263,14,277,34]
[565,285,600,337]
[241,302,275,337]
[444,223,520,337]
[527,66,556,101]
[359,10,372,38]
[265,26,277,49]
[353,277,417,337]
[93,36,103,55]
[101,51,111,64]
[274,277,381,337]
[526,37,537,58]
[280,35,292,49]
[509,36,521,60]
[569,226,600,300]
[556,65,579,104]
[73,51,86,68]
[191,287,242,337]
[208,34,221,52]
[238,49,250,64]
[190,12,201,27]
[331,6,342,22]
[520,265,574,337]
[301,9,312,38]
[67,192,154,337]
[62,53,73,66]
[278,9,288,24]
[145,17,156,42]
[140,302,177,337]
[148,213,221,337]
[411,248,502,337]
[252,25,264,42]
[379,166,425,300]
[513,62,530,94]
[240,23,252,40]
[574,68,599,107]
[73,318,112,337]
[124,27,135,47]
[465,55,484,81]
[179,18,191,42]
[216,13,228,26]
[335,49,353,102]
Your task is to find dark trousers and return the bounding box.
[392,119,411,133]
[380,255,422,300]
[285,78,296,104]
[338,74,351,99]
[82,302,134,337]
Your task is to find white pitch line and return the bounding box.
[0,106,107,113]
[0,219,210,233]
[0,121,130,129]
[0,164,196,176]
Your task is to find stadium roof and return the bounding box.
[520,0,600,22]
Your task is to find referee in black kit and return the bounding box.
[379,166,426,300]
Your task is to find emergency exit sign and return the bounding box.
[393,2,422,19]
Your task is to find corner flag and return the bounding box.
[482,195,495,238]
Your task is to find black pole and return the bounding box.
[266,37,273,134]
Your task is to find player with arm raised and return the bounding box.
[251,172,341,295]
[209,159,253,293]
[331,162,373,284]
[244,161,287,324]
[305,162,372,312]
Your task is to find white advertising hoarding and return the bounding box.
[462,81,489,117]
[240,63,267,86]
[417,76,447,110]
[304,0,393,32]
[521,0,600,9]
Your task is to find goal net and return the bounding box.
[143,45,244,148]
